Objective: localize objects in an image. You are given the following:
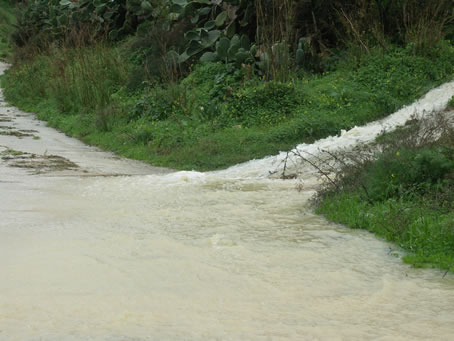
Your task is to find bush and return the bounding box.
[360,147,454,202]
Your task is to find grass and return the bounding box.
[314,116,454,272]
[448,95,454,109]
[0,0,16,60]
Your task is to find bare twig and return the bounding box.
[291,149,339,190]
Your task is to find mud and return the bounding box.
[1,147,79,173]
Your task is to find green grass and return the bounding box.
[448,95,454,109]
[0,0,17,60]
[2,42,454,170]
[315,120,454,272]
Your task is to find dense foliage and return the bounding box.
[9,0,454,76]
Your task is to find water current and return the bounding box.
[1,62,454,340]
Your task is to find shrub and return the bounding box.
[360,147,454,202]
[225,81,298,127]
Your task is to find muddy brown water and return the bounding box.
[1,62,454,340]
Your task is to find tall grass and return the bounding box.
[255,0,296,81]
[49,44,129,113]
[5,42,129,116]
[403,0,453,54]
[335,0,453,62]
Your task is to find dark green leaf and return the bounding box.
[200,52,218,63]
[204,20,216,30]
[215,11,228,26]
[199,6,211,16]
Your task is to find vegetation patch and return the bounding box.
[448,96,454,109]
[312,114,454,273]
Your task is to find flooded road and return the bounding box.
[1,62,454,340]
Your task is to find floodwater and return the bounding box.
[1,62,454,341]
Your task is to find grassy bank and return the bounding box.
[315,108,454,272]
[2,42,454,170]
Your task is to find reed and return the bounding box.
[40,40,129,114]
[403,0,453,54]
[255,0,296,81]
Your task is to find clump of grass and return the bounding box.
[49,44,129,113]
[313,113,454,273]
[4,42,129,114]
[403,0,453,55]
[448,96,454,109]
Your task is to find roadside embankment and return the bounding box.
[2,43,454,171]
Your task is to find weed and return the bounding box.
[226,81,298,127]
[448,96,454,109]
